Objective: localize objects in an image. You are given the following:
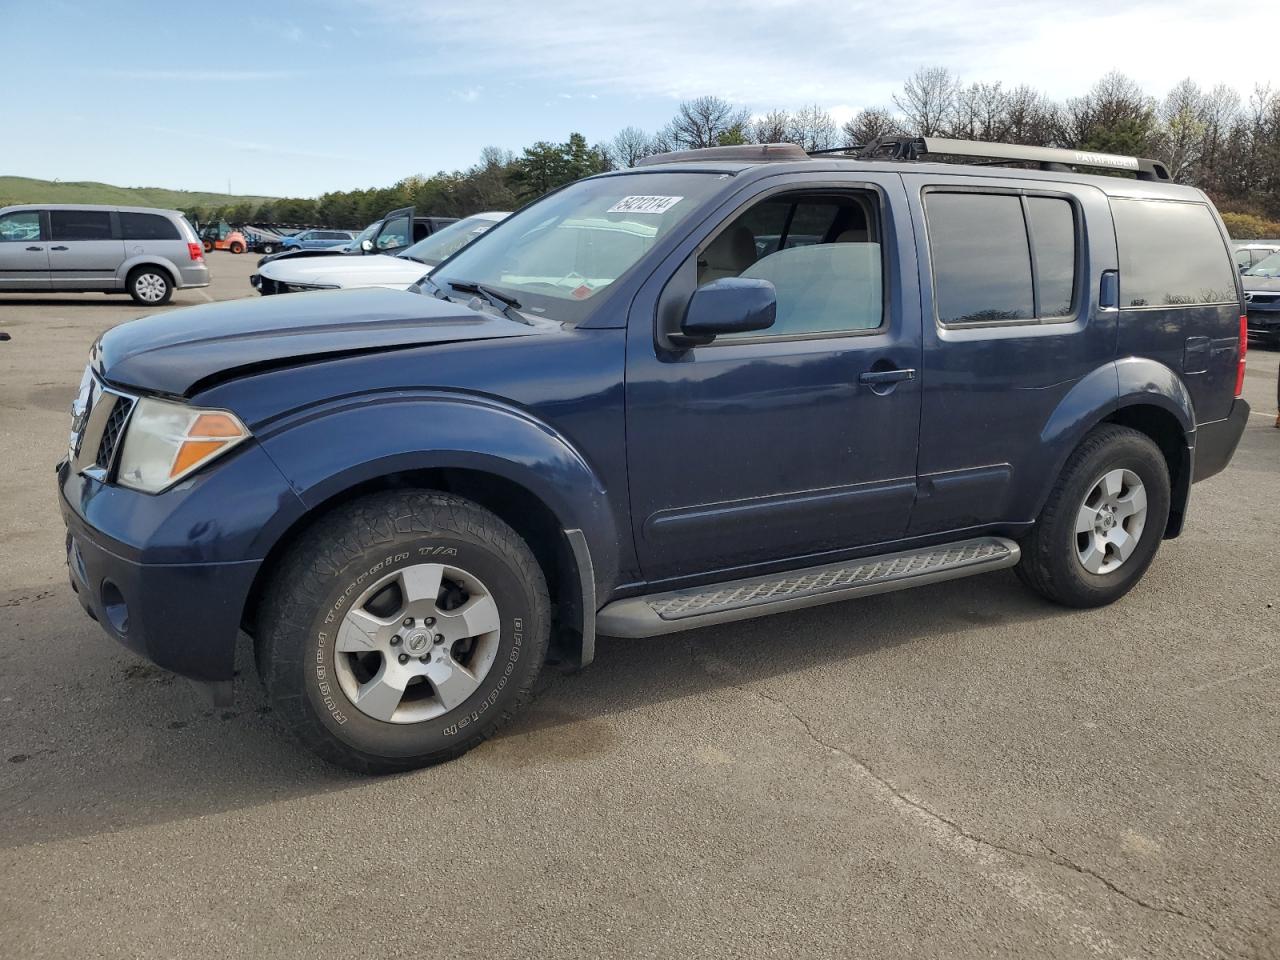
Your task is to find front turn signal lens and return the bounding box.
[116,398,250,493]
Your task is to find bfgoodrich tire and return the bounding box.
[1016,425,1171,608]
[256,490,550,774]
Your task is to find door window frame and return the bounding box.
[674,181,893,346]
[921,184,1084,330]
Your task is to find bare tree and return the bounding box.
[751,109,791,144]
[786,104,838,151]
[1003,85,1061,146]
[1158,79,1209,182]
[894,66,960,136]
[841,107,901,147]
[610,126,656,168]
[953,82,1011,142]
[669,96,752,149]
[1063,71,1158,154]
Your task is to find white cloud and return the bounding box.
[363,0,1265,115]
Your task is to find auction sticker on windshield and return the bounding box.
[607,196,683,215]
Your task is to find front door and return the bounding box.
[0,210,50,290]
[47,209,124,289]
[625,175,922,584]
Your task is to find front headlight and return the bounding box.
[116,397,250,493]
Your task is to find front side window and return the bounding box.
[0,210,42,241]
[926,191,1078,325]
[120,212,179,241]
[376,217,410,251]
[694,191,883,338]
[50,210,113,241]
[401,214,504,268]
[430,171,725,322]
[1111,199,1236,307]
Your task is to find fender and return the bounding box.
[253,390,619,654]
[1019,357,1195,529]
[116,253,188,287]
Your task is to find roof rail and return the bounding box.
[636,142,810,167]
[855,137,1172,182]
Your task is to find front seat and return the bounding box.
[698,225,757,284]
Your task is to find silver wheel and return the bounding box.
[332,562,501,724]
[134,272,168,303]
[1074,468,1148,574]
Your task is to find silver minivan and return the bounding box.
[0,204,210,305]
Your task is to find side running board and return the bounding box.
[596,537,1020,638]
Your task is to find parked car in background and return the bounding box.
[254,212,508,294]
[59,139,1249,772]
[254,207,458,268]
[1233,242,1280,272]
[1242,250,1280,344]
[0,203,208,304]
[281,228,354,252]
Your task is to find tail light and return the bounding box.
[1235,314,1247,397]
[187,242,204,262]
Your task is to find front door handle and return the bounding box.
[25,245,43,252]
[858,368,916,385]
[50,245,69,251]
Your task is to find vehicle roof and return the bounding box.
[1234,241,1280,248]
[465,211,510,222]
[0,202,186,216]
[595,159,1209,202]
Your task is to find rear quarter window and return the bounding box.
[1111,199,1236,307]
[120,212,180,241]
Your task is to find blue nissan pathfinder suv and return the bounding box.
[59,138,1251,773]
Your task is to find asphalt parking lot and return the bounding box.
[0,252,1277,959]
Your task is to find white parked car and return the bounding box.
[254,212,509,294]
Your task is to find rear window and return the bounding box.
[1111,199,1236,307]
[926,192,1079,325]
[120,212,179,241]
[49,210,113,241]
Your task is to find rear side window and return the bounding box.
[1111,199,1236,307]
[926,192,1078,325]
[120,212,179,241]
[50,210,113,241]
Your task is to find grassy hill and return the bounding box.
[0,175,278,211]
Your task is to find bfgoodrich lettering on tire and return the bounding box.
[1016,424,1171,608]
[256,490,550,773]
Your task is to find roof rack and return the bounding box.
[851,137,1172,182]
[635,142,810,167]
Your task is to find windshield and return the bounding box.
[400,214,506,266]
[1244,251,1280,278]
[430,172,726,321]
[343,222,378,255]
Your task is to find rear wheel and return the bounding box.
[256,490,550,774]
[127,266,173,305]
[261,242,276,254]
[1016,425,1171,608]
[229,241,245,254]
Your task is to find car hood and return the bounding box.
[260,253,428,288]
[97,287,544,397]
[256,247,350,268]
[1243,274,1280,293]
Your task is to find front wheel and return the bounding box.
[1016,425,1171,608]
[261,242,276,254]
[256,491,550,773]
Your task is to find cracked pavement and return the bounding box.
[1,255,1278,959]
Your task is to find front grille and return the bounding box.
[95,396,134,470]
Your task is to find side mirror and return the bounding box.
[361,239,374,253]
[676,278,776,346]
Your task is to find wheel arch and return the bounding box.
[1031,359,1194,539]
[121,257,177,289]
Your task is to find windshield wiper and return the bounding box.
[446,280,531,325]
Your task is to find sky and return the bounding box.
[3,0,1268,199]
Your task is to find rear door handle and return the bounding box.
[25,245,43,251]
[50,245,69,251]
[859,368,916,385]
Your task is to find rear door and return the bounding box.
[903,174,1117,535]
[0,209,50,290]
[48,209,125,289]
